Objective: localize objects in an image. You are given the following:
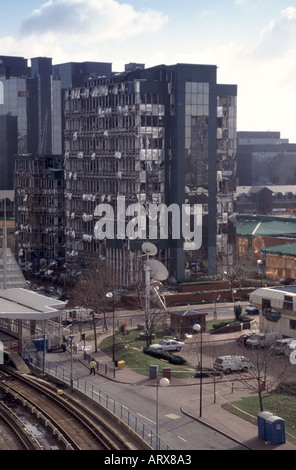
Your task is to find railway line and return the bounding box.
[0,367,134,450]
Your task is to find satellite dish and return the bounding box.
[142,242,158,256]
[149,259,168,281]
[150,280,164,292]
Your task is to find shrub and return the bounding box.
[143,347,187,365]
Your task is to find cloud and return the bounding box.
[255,7,296,58]
[20,0,168,41]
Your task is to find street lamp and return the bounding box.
[106,292,115,364]
[69,334,74,392]
[156,376,170,449]
[193,323,203,417]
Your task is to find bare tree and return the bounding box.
[240,341,294,412]
[71,258,116,352]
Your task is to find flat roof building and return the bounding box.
[64,63,237,283]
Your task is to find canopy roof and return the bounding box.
[0,288,66,320]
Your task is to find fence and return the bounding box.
[22,348,172,451]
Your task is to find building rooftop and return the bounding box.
[260,243,296,257]
[236,214,296,237]
[170,310,207,317]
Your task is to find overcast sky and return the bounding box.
[1,0,296,142]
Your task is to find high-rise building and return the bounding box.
[64,63,237,282]
[0,55,62,188]
[0,56,114,190]
[14,153,64,272]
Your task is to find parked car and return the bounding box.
[149,340,185,352]
[245,304,259,315]
[236,334,250,346]
[246,332,282,348]
[272,338,296,355]
[214,355,252,374]
[278,278,295,285]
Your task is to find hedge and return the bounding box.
[143,347,187,365]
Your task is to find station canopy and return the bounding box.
[0,288,66,320]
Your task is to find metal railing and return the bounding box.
[22,348,172,451]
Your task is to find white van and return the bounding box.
[214,355,251,374]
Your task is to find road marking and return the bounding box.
[137,413,155,424]
[165,413,181,420]
[178,436,187,442]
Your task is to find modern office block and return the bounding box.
[64,63,237,282]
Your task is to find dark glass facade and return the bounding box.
[64,63,237,282]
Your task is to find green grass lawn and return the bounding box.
[222,394,296,444]
[94,327,196,377]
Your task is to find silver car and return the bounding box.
[149,340,185,352]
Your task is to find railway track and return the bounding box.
[0,400,43,450]
[0,367,131,450]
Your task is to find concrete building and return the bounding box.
[236,185,296,216]
[236,131,296,187]
[63,63,237,283]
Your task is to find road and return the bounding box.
[102,300,251,329]
[90,374,246,450]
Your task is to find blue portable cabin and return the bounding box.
[257,411,273,440]
[265,415,285,444]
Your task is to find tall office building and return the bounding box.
[64,63,237,282]
[0,55,62,190]
[0,56,113,191]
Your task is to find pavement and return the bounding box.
[54,327,296,451]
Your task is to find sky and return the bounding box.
[1,0,296,142]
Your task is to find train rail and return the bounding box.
[0,367,131,450]
[0,400,43,450]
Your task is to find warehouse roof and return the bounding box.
[260,243,296,256]
[236,215,296,237]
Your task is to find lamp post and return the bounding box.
[193,323,203,417]
[156,376,170,449]
[106,292,115,364]
[69,334,74,392]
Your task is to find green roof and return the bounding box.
[236,215,296,237]
[260,243,296,256]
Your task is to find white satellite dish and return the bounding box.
[142,242,158,256]
[149,259,169,281]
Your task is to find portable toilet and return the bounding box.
[265,415,285,444]
[257,411,273,440]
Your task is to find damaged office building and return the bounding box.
[63,63,237,284]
